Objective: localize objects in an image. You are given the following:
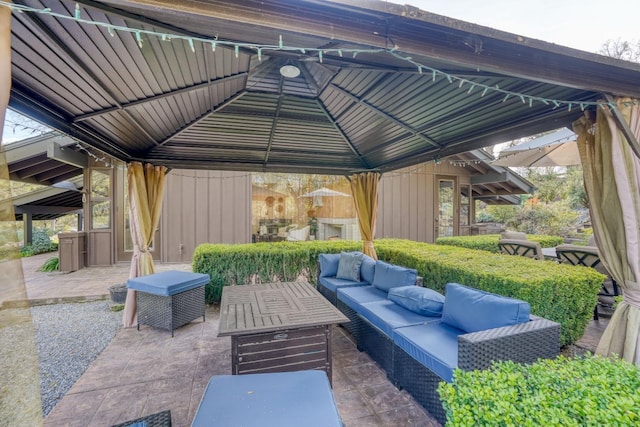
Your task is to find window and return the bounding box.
[90,169,111,229]
[251,173,357,242]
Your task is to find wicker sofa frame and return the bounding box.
[393,316,560,424]
[332,286,561,425]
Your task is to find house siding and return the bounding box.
[161,170,251,262]
[378,162,472,243]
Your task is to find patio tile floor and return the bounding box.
[42,305,439,427]
[11,253,606,426]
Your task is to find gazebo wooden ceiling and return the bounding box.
[8,0,640,174]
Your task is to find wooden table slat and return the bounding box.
[218,282,347,336]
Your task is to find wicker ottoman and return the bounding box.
[127,271,209,336]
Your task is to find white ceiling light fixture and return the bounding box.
[279,64,300,78]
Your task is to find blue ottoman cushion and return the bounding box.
[127,271,209,296]
[393,322,463,382]
[191,371,342,427]
[441,283,530,333]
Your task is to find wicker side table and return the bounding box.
[127,271,210,336]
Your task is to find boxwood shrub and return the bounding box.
[436,234,564,253]
[438,354,640,426]
[192,238,604,345]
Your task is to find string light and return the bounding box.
[0,1,626,112]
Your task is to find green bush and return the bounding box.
[193,239,603,345]
[436,234,564,253]
[193,240,361,303]
[20,229,58,257]
[438,354,640,426]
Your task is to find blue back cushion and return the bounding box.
[371,261,418,292]
[360,255,376,284]
[319,253,340,278]
[441,283,530,333]
[336,252,364,282]
[388,286,445,317]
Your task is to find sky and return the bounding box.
[393,0,639,53]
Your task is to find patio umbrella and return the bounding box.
[493,128,580,167]
[300,187,351,198]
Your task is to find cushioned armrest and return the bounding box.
[457,317,560,372]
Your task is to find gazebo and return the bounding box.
[2,0,640,381]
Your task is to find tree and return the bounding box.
[598,38,640,63]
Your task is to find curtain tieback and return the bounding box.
[623,285,640,310]
[363,240,375,251]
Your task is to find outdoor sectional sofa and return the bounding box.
[317,252,561,424]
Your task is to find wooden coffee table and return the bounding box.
[218,281,348,384]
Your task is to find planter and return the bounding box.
[109,284,128,303]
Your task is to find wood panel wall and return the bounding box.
[161,170,251,262]
[377,162,472,243]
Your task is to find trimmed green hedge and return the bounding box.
[192,239,604,345]
[438,355,640,426]
[436,234,564,253]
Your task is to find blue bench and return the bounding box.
[127,270,209,336]
[191,371,343,427]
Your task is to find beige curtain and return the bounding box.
[574,98,640,364]
[347,172,380,260]
[0,3,43,424]
[122,162,167,327]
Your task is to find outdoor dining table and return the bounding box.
[218,281,348,384]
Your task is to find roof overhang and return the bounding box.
[7,0,640,174]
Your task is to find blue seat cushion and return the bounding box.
[371,261,418,292]
[393,322,463,382]
[337,286,387,311]
[388,286,445,317]
[319,253,340,278]
[127,271,209,296]
[441,283,531,333]
[318,276,368,293]
[191,371,342,427]
[357,300,440,337]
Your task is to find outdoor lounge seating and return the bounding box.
[498,238,544,260]
[555,244,620,319]
[317,251,420,305]
[320,269,561,424]
[191,371,342,427]
[127,270,210,336]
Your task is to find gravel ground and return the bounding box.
[31,301,121,417]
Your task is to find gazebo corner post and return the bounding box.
[347,171,381,260]
[574,97,640,365]
[122,162,168,328]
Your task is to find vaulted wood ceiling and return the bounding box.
[9,0,640,174]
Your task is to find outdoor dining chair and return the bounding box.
[555,244,620,320]
[498,238,544,260]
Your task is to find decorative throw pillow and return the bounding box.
[388,286,445,317]
[318,253,341,278]
[336,251,364,282]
